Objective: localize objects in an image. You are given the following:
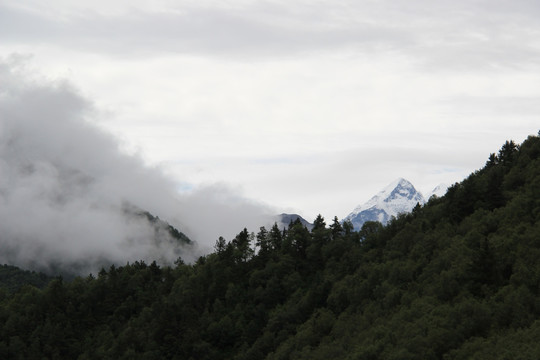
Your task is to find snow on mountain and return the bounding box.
[343,178,425,231]
[426,183,448,199]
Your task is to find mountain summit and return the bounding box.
[426,183,448,199]
[343,178,425,230]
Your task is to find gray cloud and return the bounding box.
[440,95,540,117]
[3,0,539,69]
[0,58,274,274]
[0,4,410,58]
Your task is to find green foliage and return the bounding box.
[0,264,52,293]
[1,133,540,358]
[140,210,192,244]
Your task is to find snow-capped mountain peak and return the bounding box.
[344,178,424,230]
[426,183,448,199]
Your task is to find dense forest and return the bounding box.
[0,265,52,294]
[1,133,540,359]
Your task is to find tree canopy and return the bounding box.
[1,133,540,359]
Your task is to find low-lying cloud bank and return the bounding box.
[0,57,275,274]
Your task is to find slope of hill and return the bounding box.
[0,265,53,294]
[0,133,539,359]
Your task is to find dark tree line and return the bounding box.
[1,132,540,359]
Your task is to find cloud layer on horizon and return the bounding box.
[0,59,275,274]
[1,0,539,221]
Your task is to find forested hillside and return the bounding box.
[0,265,52,294]
[1,133,540,359]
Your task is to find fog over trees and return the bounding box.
[0,59,276,274]
[1,132,540,358]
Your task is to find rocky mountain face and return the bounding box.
[277,213,314,231]
[343,178,446,231]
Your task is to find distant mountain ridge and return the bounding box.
[427,183,448,199]
[344,178,447,230]
[277,213,314,230]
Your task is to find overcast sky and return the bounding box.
[1,0,539,221]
